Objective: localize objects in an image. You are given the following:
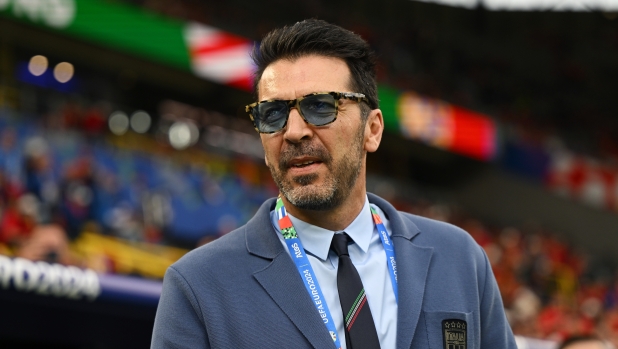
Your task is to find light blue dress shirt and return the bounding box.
[270,196,397,349]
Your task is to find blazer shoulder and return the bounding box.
[171,225,249,275]
[399,211,482,253]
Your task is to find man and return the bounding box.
[152,19,516,349]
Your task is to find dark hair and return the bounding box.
[251,19,379,119]
[559,335,605,349]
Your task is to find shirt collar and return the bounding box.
[287,196,373,261]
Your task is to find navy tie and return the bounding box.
[331,233,381,349]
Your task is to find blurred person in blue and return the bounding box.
[152,19,516,349]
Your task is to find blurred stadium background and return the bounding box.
[1,0,618,348]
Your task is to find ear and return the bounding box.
[364,109,384,153]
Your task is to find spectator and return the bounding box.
[16,224,72,264]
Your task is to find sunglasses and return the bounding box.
[245,91,369,134]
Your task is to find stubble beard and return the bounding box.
[267,124,365,211]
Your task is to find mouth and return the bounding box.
[278,143,331,174]
[290,159,321,168]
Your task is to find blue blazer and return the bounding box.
[152,193,517,349]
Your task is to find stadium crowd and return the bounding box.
[0,101,276,268]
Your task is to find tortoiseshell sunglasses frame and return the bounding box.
[245,91,368,134]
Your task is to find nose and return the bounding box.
[283,107,312,143]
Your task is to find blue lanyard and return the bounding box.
[276,198,398,349]
[370,206,399,303]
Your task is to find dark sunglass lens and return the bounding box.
[255,102,288,132]
[300,94,337,126]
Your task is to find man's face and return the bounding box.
[257,55,369,211]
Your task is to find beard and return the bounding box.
[267,123,365,211]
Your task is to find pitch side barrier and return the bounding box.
[0,256,161,306]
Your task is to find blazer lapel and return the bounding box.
[253,255,337,349]
[393,235,433,349]
[368,194,434,349]
[246,199,337,349]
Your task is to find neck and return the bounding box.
[281,182,367,231]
